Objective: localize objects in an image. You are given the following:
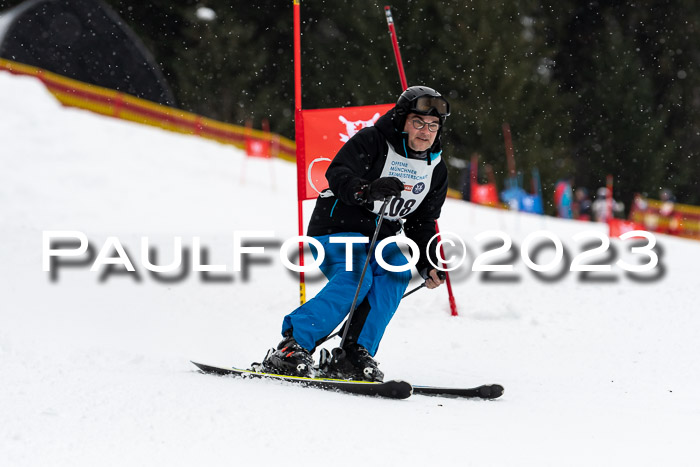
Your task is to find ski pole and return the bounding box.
[401,270,447,299]
[319,257,445,348]
[338,196,392,349]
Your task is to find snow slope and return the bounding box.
[1,71,699,466]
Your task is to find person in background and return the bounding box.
[658,188,681,234]
[592,186,624,222]
[554,177,574,218]
[659,188,676,216]
[572,187,592,221]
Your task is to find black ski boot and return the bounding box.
[321,343,384,382]
[262,333,315,378]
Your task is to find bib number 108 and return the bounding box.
[383,198,417,218]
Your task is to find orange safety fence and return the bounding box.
[1,58,502,204]
[629,195,700,240]
[0,57,296,162]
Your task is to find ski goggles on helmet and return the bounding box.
[410,95,451,118]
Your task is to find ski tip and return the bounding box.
[479,384,504,399]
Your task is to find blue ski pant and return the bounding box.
[282,233,412,356]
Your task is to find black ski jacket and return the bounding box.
[306,108,449,277]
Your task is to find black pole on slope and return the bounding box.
[338,196,392,349]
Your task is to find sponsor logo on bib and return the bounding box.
[412,182,426,195]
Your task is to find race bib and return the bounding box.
[369,143,440,221]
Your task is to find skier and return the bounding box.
[263,86,450,381]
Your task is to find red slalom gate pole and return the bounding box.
[433,221,459,316]
[294,1,302,112]
[384,5,458,316]
[384,6,408,90]
[294,0,306,304]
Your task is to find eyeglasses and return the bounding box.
[411,95,450,117]
[411,118,440,132]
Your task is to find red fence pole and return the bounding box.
[503,122,516,179]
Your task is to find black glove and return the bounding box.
[365,177,404,202]
[420,268,446,280]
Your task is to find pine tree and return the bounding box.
[3,0,698,205]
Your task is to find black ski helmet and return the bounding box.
[395,86,450,123]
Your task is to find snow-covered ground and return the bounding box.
[2,72,699,466]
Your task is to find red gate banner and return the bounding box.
[472,183,500,206]
[296,103,394,201]
[245,137,272,158]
